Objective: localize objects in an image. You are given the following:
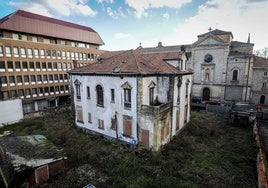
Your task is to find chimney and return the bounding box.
[247,33,250,43]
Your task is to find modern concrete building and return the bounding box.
[69,49,193,151]
[0,10,104,114]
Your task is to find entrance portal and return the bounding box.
[203,88,210,101]
[260,95,265,104]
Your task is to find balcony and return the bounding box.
[140,102,171,116]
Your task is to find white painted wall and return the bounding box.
[72,75,138,145]
[0,99,23,126]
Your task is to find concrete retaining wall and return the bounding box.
[254,123,268,188]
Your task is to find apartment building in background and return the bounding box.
[0,10,104,114]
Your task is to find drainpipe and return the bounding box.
[115,112,118,143]
[224,53,229,101]
[245,57,251,102]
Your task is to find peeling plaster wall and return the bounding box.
[141,76,170,105]
[72,75,138,145]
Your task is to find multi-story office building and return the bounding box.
[0,10,104,114]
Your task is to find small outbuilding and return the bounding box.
[0,134,65,187]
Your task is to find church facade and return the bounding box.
[188,29,255,103]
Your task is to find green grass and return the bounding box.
[0,110,257,188]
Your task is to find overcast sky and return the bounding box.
[0,0,267,51]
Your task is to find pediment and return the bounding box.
[193,35,226,47]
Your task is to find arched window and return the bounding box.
[148,81,156,105]
[74,79,81,100]
[121,82,132,109]
[205,69,210,81]
[96,85,104,106]
[260,95,265,104]
[232,70,238,81]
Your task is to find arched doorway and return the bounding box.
[203,88,210,101]
[260,95,265,104]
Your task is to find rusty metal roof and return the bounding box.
[0,10,104,45]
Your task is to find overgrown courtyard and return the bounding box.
[0,110,257,187]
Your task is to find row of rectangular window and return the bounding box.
[0,85,69,100]
[0,74,69,86]
[0,45,99,61]
[76,84,131,109]
[0,61,74,71]
[83,112,116,131]
[11,33,93,49]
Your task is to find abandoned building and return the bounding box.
[0,134,66,187]
[0,10,104,114]
[69,49,193,151]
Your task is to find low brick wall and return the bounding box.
[254,123,268,188]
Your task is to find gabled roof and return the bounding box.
[192,33,228,47]
[253,56,268,67]
[0,10,104,45]
[198,29,233,38]
[69,49,191,76]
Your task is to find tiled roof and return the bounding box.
[0,10,104,45]
[253,56,268,67]
[198,29,233,38]
[70,50,190,75]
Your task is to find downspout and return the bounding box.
[169,75,174,141]
[245,57,251,102]
[224,53,229,101]
[115,112,118,143]
[136,76,139,145]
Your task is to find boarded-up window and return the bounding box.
[76,105,83,123]
[123,115,132,137]
[98,119,104,129]
[141,129,149,147]
[35,165,49,185]
[88,113,92,123]
[111,117,116,130]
